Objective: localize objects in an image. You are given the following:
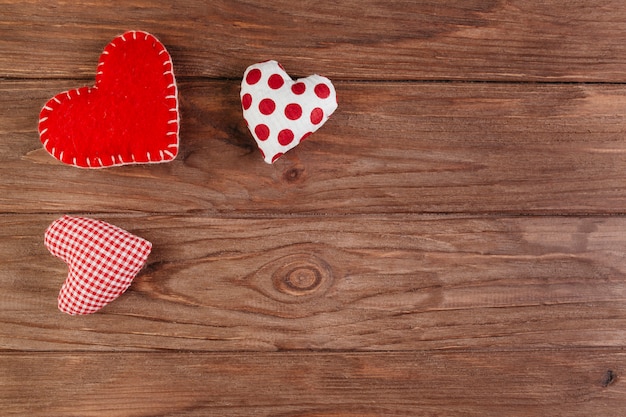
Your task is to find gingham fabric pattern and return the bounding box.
[45,216,152,315]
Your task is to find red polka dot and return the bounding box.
[254,124,270,141]
[259,148,265,160]
[314,83,331,99]
[246,68,262,85]
[268,74,284,89]
[301,132,312,142]
[284,103,302,120]
[259,98,276,115]
[271,153,284,163]
[291,82,306,95]
[310,107,324,124]
[278,129,294,146]
[242,93,252,110]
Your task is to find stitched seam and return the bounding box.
[38,30,180,169]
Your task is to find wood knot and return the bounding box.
[271,254,332,299]
[278,264,322,294]
[601,370,617,387]
[283,166,305,183]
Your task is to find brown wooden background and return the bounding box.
[2,1,626,415]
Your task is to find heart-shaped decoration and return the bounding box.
[45,216,152,315]
[240,60,337,163]
[38,31,179,168]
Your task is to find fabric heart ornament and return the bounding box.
[45,216,152,315]
[240,60,337,163]
[38,31,179,168]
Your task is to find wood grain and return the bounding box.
[4,80,626,215]
[2,214,625,352]
[1,350,623,416]
[1,0,626,81]
[3,0,626,414]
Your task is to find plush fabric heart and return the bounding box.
[45,216,152,315]
[38,31,179,168]
[240,60,337,163]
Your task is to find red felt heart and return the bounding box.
[38,31,179,168]
[45,216,152,315]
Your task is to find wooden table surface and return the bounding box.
[2,1,626,415]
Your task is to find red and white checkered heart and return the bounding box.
[45,216,152,315]
[240,60,338,163]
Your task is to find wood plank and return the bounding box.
[1,350,624,416]
[3,1,624,415]
[3,80,626,215]
[2,214,626,352]
[1,1,626,81]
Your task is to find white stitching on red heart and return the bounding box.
[38,31,179,169]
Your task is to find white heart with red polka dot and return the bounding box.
[240,60,338,163]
